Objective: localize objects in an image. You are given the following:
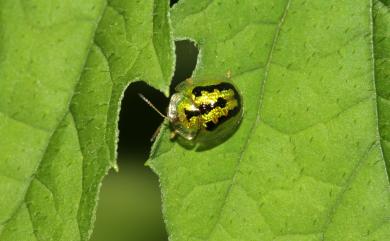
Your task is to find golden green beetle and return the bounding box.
[140,78,243,147]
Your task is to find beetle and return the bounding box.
[139,76,243,148]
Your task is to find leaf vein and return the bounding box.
[204,0,292,239]
[320,142,379,240]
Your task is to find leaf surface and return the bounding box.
[0,0,173,240]
[149,0,390,240]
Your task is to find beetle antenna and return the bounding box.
[138,93,167,119]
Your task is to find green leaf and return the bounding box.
[149,0,390,240]
[0,0,173,240]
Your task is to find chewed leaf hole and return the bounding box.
[93,39,198,241]
[170,0,180,7]
[91,82,168,241]
[170,39,199,94]
[117,81,169,157]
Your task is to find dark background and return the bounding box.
[91,5,199,239]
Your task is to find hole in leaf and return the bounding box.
[92,39,199,241]
[170,0,180,7]
[91,82,168,241]
[170,39,199,94]
[117,81,168,158]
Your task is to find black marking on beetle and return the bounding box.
[215,97,227,108]
[184,109,200,121]
[205,121,217,131]
[228,105,240,117]
[192,83,241,113]
[192,82,236,97]
[205,106,240,131]
[199,104,213,114]
[198,97,227,114]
